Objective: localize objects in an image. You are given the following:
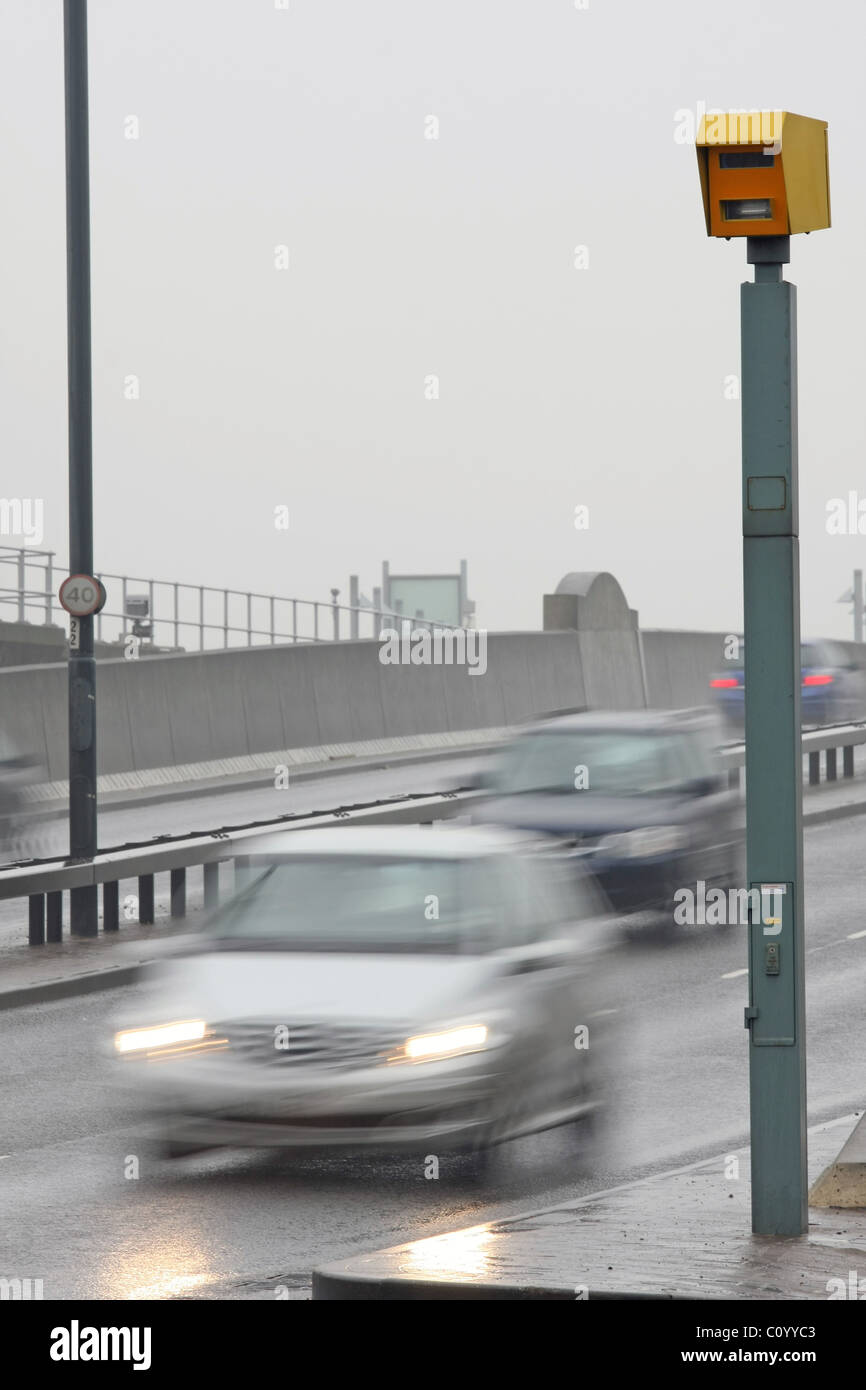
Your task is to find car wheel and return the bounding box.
[651,894,680,932]
[562,1043,608,1151]
[460,1139,495,1182]
[560,1103,608,1174]
[462,1066,535,1180]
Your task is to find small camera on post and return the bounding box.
[125,594,152,641]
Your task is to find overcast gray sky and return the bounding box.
[2,0,863,637]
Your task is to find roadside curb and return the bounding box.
[801,795,866,827]
[310,1270,675,1300]
[0,962,141,1011]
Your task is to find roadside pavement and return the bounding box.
[312,1113,866,1299]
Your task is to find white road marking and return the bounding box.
[721,968,748,979]
[847,930,866,940]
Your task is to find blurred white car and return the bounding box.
[112,825,614,1165]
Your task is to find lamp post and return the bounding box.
[63,0,99,935]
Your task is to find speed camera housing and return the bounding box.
[696,111,830,238]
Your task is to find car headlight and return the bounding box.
[400,1024,488,1063]
[596,826,686,860]
[113,1019,225,1059]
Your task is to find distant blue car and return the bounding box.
[711,639,866,730]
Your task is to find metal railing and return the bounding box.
[720,721,866,790]
[0,547,470,652]
[0,547,56,626]
[1,791,472,947]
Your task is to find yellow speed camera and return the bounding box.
[696,111,829,238]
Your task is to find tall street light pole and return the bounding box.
[63,0,98,935]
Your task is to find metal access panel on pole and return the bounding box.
[64,0,99,935]
[741,236,807,1235]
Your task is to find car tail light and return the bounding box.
[710,678,740,689]
[803,673,833,686]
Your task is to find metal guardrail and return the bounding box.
[719,721,866,789]
[2,791,474,946]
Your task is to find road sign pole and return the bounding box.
[741,235,807,1235]
[64,0,98,935]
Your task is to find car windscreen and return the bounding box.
[208,855,493,953]
[489,730,686,796]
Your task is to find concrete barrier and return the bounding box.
[1,630,598,782]
[0,571,762,787]
[640,629,730,709]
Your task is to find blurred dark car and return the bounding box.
[711,639,866,730]
[112,825,615,1167]
[472,710,741,917]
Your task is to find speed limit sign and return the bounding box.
[59,574,106,617]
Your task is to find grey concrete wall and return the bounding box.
[0,630,614,779]
[0,620,173,666]
[0,621,70,666]
[579,630,647,709]
[837,639,866,673]
[640,630,731,709]
[1,622,800,783]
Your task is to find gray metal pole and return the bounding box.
[741,235,807,1236]
[45,552,54,624]
[17,551,25,622]
[854,569,863,643]
[349,575,359,639]
[64,0,98,935]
